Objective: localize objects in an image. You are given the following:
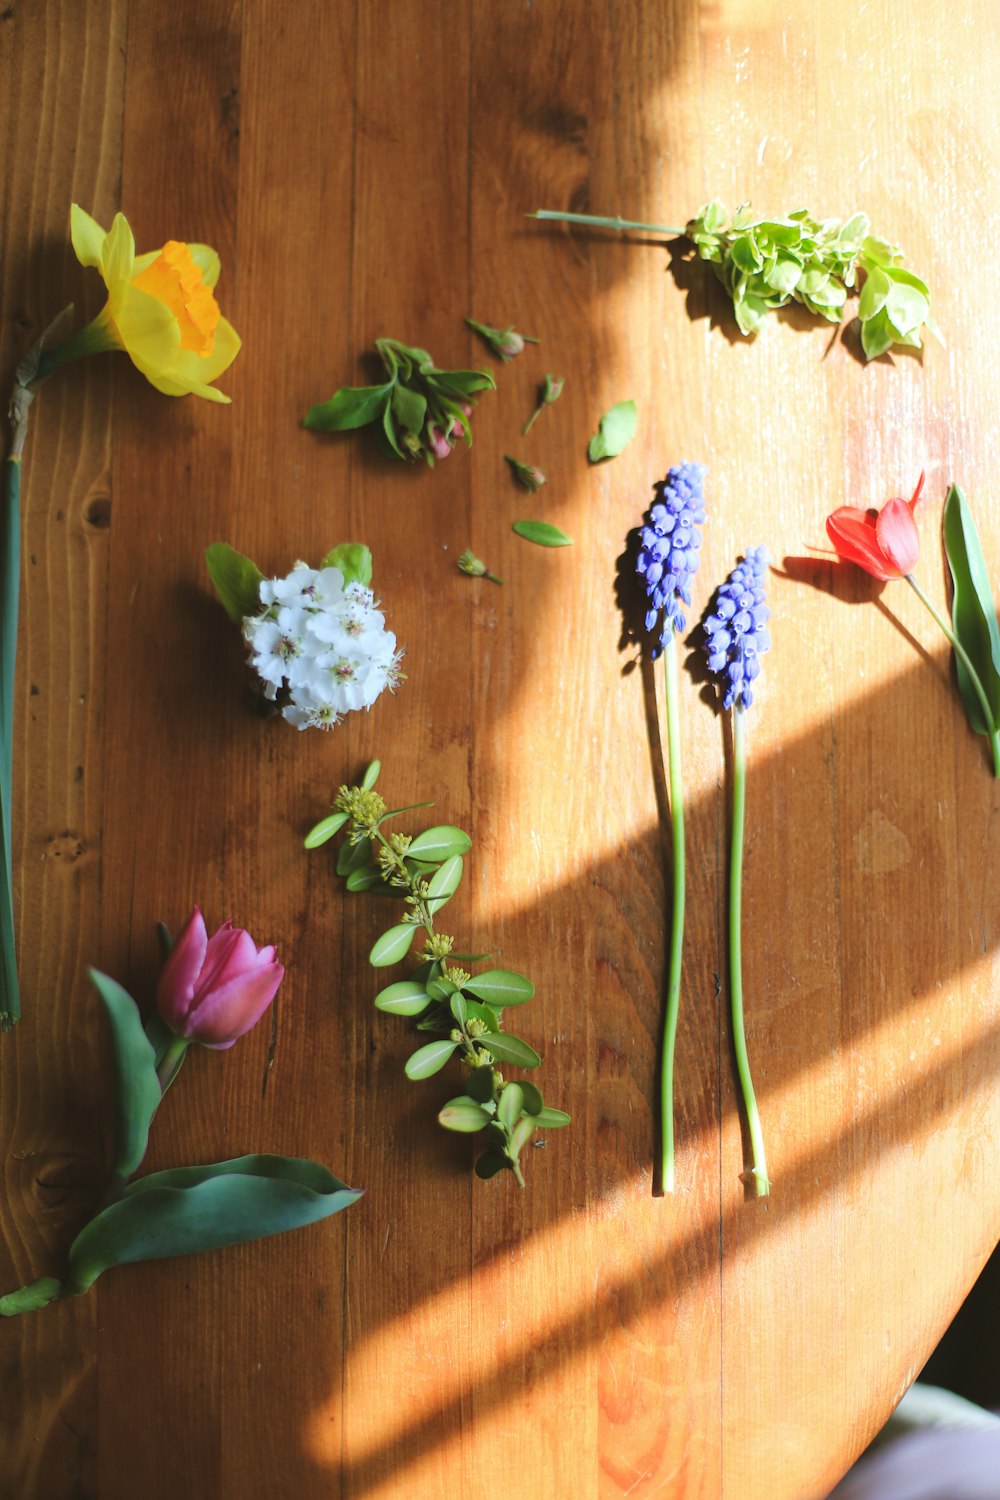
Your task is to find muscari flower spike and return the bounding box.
[636,462,708,654]
[703,546,772,710]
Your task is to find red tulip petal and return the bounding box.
[196,922,248,997]
[156,906,208,1025]
[875,496,920,576]
[826,509,895,580]
[907,470,925,514]
[185,962,285,1048]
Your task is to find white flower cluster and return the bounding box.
[242,563,403,731]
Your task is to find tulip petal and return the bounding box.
[169,316,242,387]
[875,496,920,576]
[826,508,895,579]
[113,283,181,371]
[101,214,136,302]
[198,924,251,997]
[156,908,208,1025]
[71,204,108,270]
[186,963,285,1049]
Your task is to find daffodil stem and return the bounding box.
[906,573,1000,778]
[730,707,769,1198]
[660,629,685,1194]
[528,209,686,237]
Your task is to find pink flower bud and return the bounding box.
[156,906,284,1050]
[426,423,453,460]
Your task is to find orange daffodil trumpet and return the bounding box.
[60,205,241,401]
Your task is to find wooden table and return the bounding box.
[2,3,999,1496]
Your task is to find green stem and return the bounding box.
[730,707,769,1198]
[905,573,1000,778]
[528,209,686,236]
[156,1034,190,1094]
[1,448,24,1030]
[659,630,685,1194]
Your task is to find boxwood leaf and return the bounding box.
[475,1149,512,1179]
[370,923,417,967]
[204,542,265,624]
[361,758,381,790]
[337,834,372,877]
[374,980,432,1016]
[466,1065,497,1103]
[346,867,383,893]
[303,383,394,432]
[405,1039,459,1080]
[512,520,573,547]
[481,1033,541,1069]
[462,969,535,1007]
[533,1106,572,1128]
[497,1083,524,1131]
[587,400,637,461]
[304,811,349,849]
[318,544,373,588]
[426,854,464,914]
[407,825,472,861]
[438,1097,492,1133]
[89,969,162,1180]
[520,1081,544,1115]
[66,1155,361,1294]
[944,483,1000,734]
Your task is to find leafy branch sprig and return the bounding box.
[304,337,495,467]
[306,761,569,1185]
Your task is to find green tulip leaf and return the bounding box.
[370,923,418,968]
[318,543,374,588]
[438,1097,492,1133]
[587,400,638,461]
[406,825,472,861]
[462,969,535,1007]
[89,969,162,1181]
[0,1276,64,1318]
[65,1155,361,1294]
[374,981,432,1017]
[425,854,464,915]
[404,1039,459,1080]
[944,483,1000,735]
[204,542,265,624]
[512,520,573,548]
[480,1032,541,1069]
[304,810,350,849]
[304,383,395,432]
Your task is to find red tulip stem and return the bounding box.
[659,629,685,1195]
[905,574,1000,778]
[730,706,770,1198]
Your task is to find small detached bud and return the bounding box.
[523,372,565,434]
[457,548,504,585]
[505,454,547,492]
[465,316,539,362]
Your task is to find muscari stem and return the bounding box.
[730,706,770,1198]
[660,629,685,1194]
[528,209,686,236]
[905,573,1000,778]
[1,450,24,1030]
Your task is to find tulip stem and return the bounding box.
[157,1035,190,1094]
[905,574,1000,778]
[528,209,686,237]
[659,628,685,1195]
[730,706,770,1198]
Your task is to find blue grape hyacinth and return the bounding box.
[636,462,707,653]
[703,547,772,710]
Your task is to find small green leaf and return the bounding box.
[432,369,496,397]
[449,951,491,964]
[391,382,427,437]
[481,1033,541,1069]
[318,544,374,588]
[0,1277,64,1318]
[405,1039,459,1080]
[346,867,383,893]
[426,854,464,914]
[66,1155,361,1294]
[425,977,458,1001]
[944,483,1000,734]
[304,811,349,849]
[520,1081,544,1115]
[512,520,573,548]
[475,1149,512,1179]
[361,759,381,790]
[463,999,500,1033]
[497,1083,524,1131]
[89,970,162,1181]
[587,400,637,461]
[466,1065,496,1103]
[337,834,372,877]
[374,981,431,1017]
[462,969,535,1007]
[449,991,468,1026]
[407,826,471,861]
[304,383,394,432]
[204,542,265,624]
[533,1106,571,1128]
[370,924,418,967]
[438,1097,492,1133]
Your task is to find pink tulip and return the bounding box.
[156,907,284,1049]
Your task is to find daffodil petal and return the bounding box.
[169,316,241,386]
[186,244,222,290]
[71,205,108,270]
[102,214,137,304]
[113,283,181,371]
[126,348,231,402]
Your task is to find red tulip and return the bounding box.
[156,907,283,1049]
[825,473,924,581]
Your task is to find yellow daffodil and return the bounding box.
[66,205,241,402]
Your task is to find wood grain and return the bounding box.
[2,2,999,1497]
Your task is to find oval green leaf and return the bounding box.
[462,969,535,1007]
[370,923,417,968]
[204,542,265,624]
[587,399,637,461]
[318,543,374,588]
[404,1039,459,1080]
[426,977,458,1001]
[373,981,431,1017]
[89,969,162,1180]
[346,867,383,893]
[407,825,472,861]
[66,1155,361,1294]
[481,1032,541,1069]
[475,1149,512,1180]
[449,992,468,1026]
[497,1083,524,1131]
[304,810,349,849]
[438,1098,492,1133]
[361,758,381,790]
[534,1106,572,1128]
[512,520,573,548]
[304,383,394,432]
[464,999,500,1034]
[337,833,372,877]
[426,854,464,915]
[944,483,1000,735]
[520,1081,544,1116]
[466,1065,497,1103]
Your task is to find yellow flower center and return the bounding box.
[132,240,220,356]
